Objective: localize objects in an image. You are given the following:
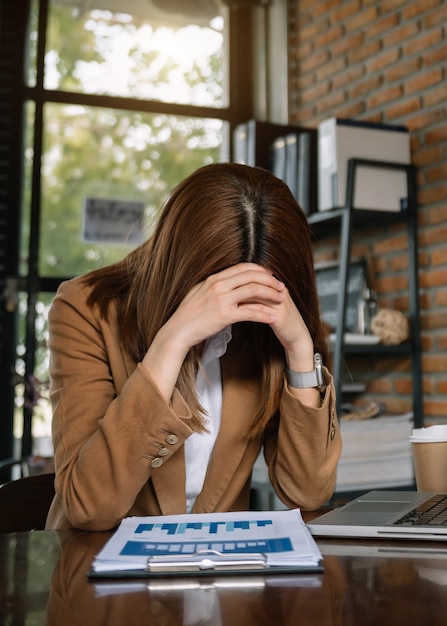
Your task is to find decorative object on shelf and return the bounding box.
[341,401,385,421]
[315,257,374,334]
[370,308,410,345]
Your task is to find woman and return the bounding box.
[45,162,341,531]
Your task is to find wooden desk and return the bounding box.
[1,524,447,625]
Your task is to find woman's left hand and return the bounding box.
[265,286,315,373]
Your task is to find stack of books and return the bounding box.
[336,412,415,492]
[232,119,317,215]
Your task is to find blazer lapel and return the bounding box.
[192,344,260,513]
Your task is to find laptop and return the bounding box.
[307,490,447,541]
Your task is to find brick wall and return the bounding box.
[288,0,447,422]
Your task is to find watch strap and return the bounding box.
[285,353,325,391]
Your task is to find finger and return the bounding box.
[234,302,279,324]
[233,281,286,306]
[212,268,285,296]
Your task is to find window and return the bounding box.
[1,0,258,468]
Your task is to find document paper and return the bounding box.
[91,508,322,574]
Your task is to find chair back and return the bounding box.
[0,472,55,532]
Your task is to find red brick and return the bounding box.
[300,18,331,43]
[428,204,447,224]
[389,253,410,272]
[385,58,422,83]
[330,101,365,119]
[406,109,445,132]
[412,145,444,168]
[423,43,447,66]
[395,378,414,394]
[422,335,435,351]
[346,7,379,32]
[291,73,315,91]
[425,83,447,108]
[419,268,447,290]
[295,0,320,12]
[374,233,409,255]
[331,0,362,23]
[406,69,444,94]
[311,0,344,19]
[402,0,442,19]
[316,57,346,81]
[423,354,447,371]
[426,165,447,185]
[350,76,382,99]
[367,48,401,73]
[316,90,346,114]
[332,31,364,56]
[332,66,364,89]
[315,25,344,49]
[291,106,317,124]
[349,39,382,64]
[366,13,400,39]
[424,401,447,418]
[383,23,419,47]
[367,378,393,393]
[417,252,431,270]
[404,29,443,56]
[375,275,409,294]
[293,40,313,61]
[424,5,447,28]
[432,248,447,266]
[300,49,331,74]
[425,125,447,145]
[418,185,447,206]
[301,81,331,103]
[385,96,421,119]
[367,85,404,109]
[380,0,408,13]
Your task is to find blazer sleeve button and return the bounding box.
[165,434,179,445]
[151,458,163,468]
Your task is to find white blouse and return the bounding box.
[184,326,232,512]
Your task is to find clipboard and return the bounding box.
[87,509,324,579]
[88,548,324,579]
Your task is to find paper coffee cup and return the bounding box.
[410,425,447,492]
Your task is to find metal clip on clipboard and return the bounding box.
[147,549,267,573]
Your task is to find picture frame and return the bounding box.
[315,257,374,334]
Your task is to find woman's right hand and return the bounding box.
[141,263,285,401]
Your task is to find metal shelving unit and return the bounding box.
[308,158,424,428]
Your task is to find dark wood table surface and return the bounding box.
[1,514,447,625]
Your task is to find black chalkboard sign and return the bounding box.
[315,259,369,333]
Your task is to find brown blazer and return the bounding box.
[45,277,341,531]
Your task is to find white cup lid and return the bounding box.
[410,424,447,443]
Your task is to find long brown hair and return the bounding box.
[84,163,328,436]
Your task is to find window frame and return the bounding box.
[1,0,273,471]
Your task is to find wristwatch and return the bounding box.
[286,353,325,392]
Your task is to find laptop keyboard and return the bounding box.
[394,494,447,527]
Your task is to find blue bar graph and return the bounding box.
[120,536,293,557]
[134,518,273,536]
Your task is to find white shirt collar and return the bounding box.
[200,325,232,368]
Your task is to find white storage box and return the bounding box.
[318,118,411,212]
